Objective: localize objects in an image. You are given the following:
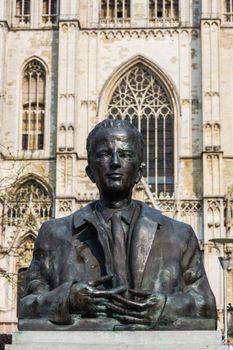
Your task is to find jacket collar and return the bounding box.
[72,202,97,233]
[72,200,162,233]
[138,200,162,226]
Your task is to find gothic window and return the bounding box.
[42,0,58,24]
[7,180,52,226]
[223,0,233,21]
[107,64,174,196]
[149,0,179,20]
[100,0,131,24]
[22,60,46,151]
[15,0,30,24]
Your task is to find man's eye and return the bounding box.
[96,152,109,158]
[119,152,132,158]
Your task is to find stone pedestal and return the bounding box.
[5,331,224,350]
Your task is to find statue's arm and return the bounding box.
[110,225,217,330]
[19,221,74,324]
[19,221,122,324]
[161,226,216,323]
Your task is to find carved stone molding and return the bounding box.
[207,199,221,230]
[202,20,220,27]
[81,28,199,39]
[203,121,220,129]
[204,91,219,97]
[58,200,73,215]
[76,192,99,202]
[81,100,96,109]
[60,93,75,99]
[60,22,78,32]
[225,185,233,233]
[6,181,52,227]
[156,199,202,215]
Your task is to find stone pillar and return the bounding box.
[0,0,7,21]
[55,1,79,217]
[201,0,221,19]
[201,16,224,308]
[179,0,191,26]
[0,22,7,148]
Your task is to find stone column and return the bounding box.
[201,14,223,308]
[0,21,7,148]
[55,1,79,217]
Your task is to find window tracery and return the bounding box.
[149,0,179,25]
[107,64,174,196]
[100,0,131,26]
[42,0,58,24]
[6,180,52,226]
[223,0,233,21]
[15,0,30,24]
[22,60,46,151]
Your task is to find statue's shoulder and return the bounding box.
[37,202,96,239]
[138,201,193,235]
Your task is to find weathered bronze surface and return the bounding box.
[19,119,217,330]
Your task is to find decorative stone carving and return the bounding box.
[207,199,222,239]
[6,180,52,226]
[17,236,35,267]
[59,155,73,194]
[225,185,233,233]
[58,200,73,216]
[97,29,199,39]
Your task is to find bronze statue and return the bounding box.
[19,119,216,330]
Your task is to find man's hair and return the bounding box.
[86,118,144,164]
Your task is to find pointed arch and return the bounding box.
[98,55,180,197]
[98,55,181,118]
[21,58,47,151]
[6,175,53,227]
[15,173,53,200]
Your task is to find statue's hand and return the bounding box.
[69,275,125,316]
[108,289,166,330]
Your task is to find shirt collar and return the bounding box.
[96,201,136,225]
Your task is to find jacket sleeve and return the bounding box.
[160,226,216,326]
[19,221,74,325]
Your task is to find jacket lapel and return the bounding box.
[72,201,162,290]
[130,203,162,290]
[72,202,114,277]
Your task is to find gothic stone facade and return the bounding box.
[0,0,233,332]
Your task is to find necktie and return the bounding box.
[111,211,127,287]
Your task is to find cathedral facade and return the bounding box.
[0,0,233,332]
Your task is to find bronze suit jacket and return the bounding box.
[19,201,216,330]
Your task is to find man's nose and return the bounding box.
[110,152,121,168]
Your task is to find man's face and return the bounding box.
[86,127,142,197]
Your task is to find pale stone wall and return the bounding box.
[0,0,233,332]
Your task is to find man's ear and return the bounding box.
[135,166,143,184]
[86,165,96,183]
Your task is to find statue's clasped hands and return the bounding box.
[69,275,166,329]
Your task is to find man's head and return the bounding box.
[86,119,144,202]
[86,119,144,165]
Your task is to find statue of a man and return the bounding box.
[19,119,216,330]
